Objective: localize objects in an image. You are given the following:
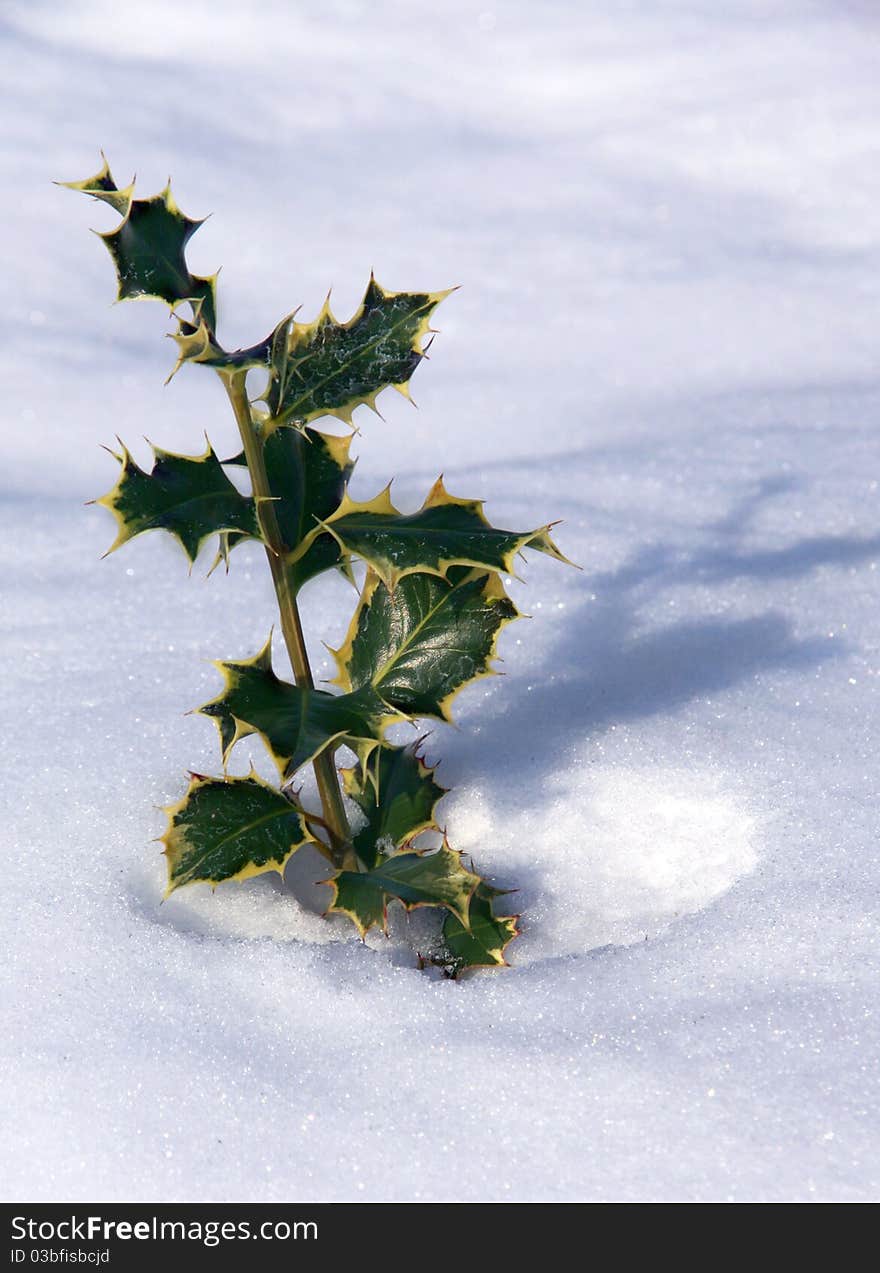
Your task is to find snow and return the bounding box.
[2,0,879,1201]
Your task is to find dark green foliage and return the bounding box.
[324,842,480,937]
[162,773,313,891]
[315,479,568,590]
[342,744,446,869]
[262,281,450,431]
[333,566,518,721]
[60,156,216,327]
[198,637,390,781]
[64,157,570,972]
[96,441,260,564]
[439,886,520,975]
[101,190,217,329]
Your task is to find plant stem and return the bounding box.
[221,372,357,871]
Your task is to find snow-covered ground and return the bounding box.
[2,0,879,1201]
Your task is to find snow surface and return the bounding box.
[2,0,879,1201]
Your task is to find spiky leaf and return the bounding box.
[262,278,450,433]
[199,636,393,780]
[95,440,261,563]
[222,425,354,588]
[161,772,313,894]
[440,886,519,976]
[333,566,518,721]
[324,842,479,937]
[63,159,217,329]
[342,743,446,868]
[311,478,568,590]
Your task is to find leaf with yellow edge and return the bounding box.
[198,634,396,781]
[307,477,569,591]
[323,840,480,937]
[439,885,520,976]
[161,771,313,894]
[342,742,447,868]
[331,566,518,721]
[62,158,218,329]
[94,439,261,564]
[261,277,451,433]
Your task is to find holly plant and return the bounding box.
[62,156,569,975]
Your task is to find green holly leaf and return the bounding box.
[324,841,479,937]
[341,743,447,868]
[198,635,394,781]
[331,566,519,722]
[261,278,451,433]
[94,439,262,564]
[63,159,218,329]
[221,425,354,588]
[308,477,569,591]
[439,885,520,976]
[161,771,314,895]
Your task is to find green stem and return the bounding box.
[221,371,357,871]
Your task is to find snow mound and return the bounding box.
[449,766,760,959]
[129,848,350,947]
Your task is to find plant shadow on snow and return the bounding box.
[453,470,863,782]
